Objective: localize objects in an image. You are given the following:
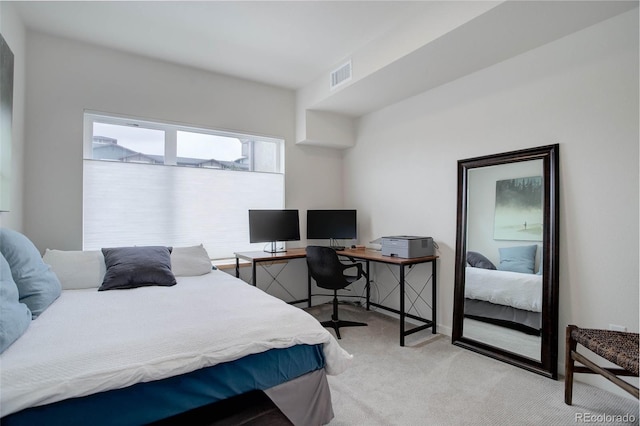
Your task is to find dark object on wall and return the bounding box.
[0,32,14,212]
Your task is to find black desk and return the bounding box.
[234,248,438,346]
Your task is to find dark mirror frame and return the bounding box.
[452,144,559,379]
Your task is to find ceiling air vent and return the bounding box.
[330,60,352,90]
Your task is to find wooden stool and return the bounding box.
[565,325,639,404]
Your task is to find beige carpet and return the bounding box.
[305,304,639,426]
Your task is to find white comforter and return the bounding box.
[464,266,542,312]
[0,270,352,417]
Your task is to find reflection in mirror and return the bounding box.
[464,161,543,361]
[452,145,559,379]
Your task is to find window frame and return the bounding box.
[83,111,284,174]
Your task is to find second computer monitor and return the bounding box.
[306,209,357,241]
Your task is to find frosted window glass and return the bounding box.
[83,160,284,259]
[253,140,278,172]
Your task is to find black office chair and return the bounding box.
[306,246,367,339]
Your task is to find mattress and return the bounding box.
[2,344,325,426]
[464,266,542,312]
[0,270,352,418]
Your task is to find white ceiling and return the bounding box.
[10,1,439,90]
[10,1,637,118]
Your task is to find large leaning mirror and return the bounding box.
[452,144,559,378]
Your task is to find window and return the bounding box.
[83,112,285,259]
[92,123,165,164]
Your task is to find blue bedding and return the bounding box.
[2,344,325,426]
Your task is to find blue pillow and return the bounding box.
[0,228,62,318]
[498,245,537,274]
[0,253,32,353]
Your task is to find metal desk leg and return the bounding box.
[400,264,405,347]
[366,260,371,310]
[235,257,240,278]
[252,261,257,286]
[432,259,437,334]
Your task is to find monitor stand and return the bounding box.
[264,241,286,253]
[329,238,345,251]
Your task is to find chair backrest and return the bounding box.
[306,246,349,290]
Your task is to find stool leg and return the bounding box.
[565,325,578,405]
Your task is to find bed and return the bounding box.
[464,266,542,335]
[0,232,352,426]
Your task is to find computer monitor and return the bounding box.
[249,209,300,253]
[306,209,357,249]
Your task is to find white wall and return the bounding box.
[22,32,344,252]
[0,2,26,231]
[344,9,638,382]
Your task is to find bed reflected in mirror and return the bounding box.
[452,145,559,378]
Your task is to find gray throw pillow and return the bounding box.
[99,246,177,291]
[466,251,497,270]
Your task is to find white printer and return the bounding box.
[381,236,434,258]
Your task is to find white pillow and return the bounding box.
[42,249,106,290]
[171,245,212,276]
